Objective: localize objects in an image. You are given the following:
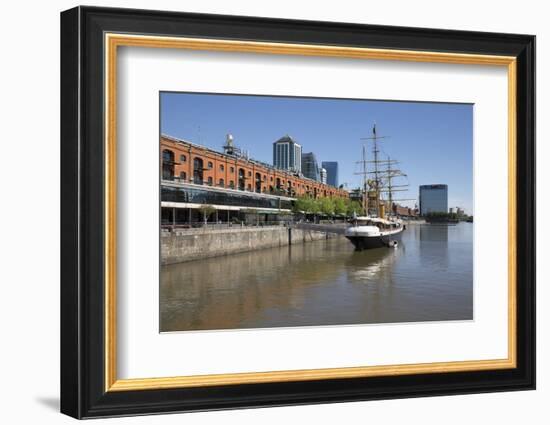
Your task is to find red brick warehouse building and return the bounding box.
[160,134,348,225]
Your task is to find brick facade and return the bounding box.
[161,135,348,199]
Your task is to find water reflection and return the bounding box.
[160,223,473,332]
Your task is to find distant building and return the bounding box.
[393,204,417,217]
[349,188,363,203]
[273,135,302,173]
[419,184,448,215]
[320,167,327,184]
[321,161,338,187]
[301,152,320,181]
[456,207,465,217]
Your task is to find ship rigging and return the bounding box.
[345,124,411,250]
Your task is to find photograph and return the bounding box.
[159,92,474,332]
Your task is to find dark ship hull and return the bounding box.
[346,227,403,250]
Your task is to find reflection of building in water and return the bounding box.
[419,223,449,242]
[418,224,449,269]
[161,223,473,331]
[160,238,350,332]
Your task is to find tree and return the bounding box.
[293,195,312,214]
[347,200,363,216]
[319,197,335,216]
[198,204,216,225]
[333,198,347,216]
[309,197,321,216]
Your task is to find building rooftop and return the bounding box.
[162,133,325,186]
[274,134,299,145]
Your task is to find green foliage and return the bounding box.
[426,211,457,219]
[293,195,312,214]
[347,200,363,216]
[333,198,347,215]
[318,197,335,215]
[293,195,364,217]
[309,197,321,215]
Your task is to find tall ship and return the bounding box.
[345,124,410,250]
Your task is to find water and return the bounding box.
[160,223,473,332]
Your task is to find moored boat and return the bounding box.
[345,216,404,250]
[345,123,410,250]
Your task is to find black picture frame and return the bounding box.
[61,5,535,419]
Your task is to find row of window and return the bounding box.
[177,172,235,189]
[177,153,230,172]
[161,186,294,210]
[163,149,342,196]
[174,173,294,194]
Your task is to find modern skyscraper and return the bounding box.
[320,167,327,184]
[301,152,320,181]
[419,184,448,215]
[321,161,338,187]
[273,135,302,173]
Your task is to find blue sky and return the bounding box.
[161,92,473,214]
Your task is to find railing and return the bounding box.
[161,219,355,234]
[161,220,292,231]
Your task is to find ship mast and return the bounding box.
[362,141,367,213]
[360,124,388,217]
[378,157,411,216]
[357,124,411,217]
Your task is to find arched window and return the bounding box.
[162,149,174,180]
[193,157,203,185]
[238,168,245,191]
[219,178,224,187]
[208,161,213,169]
[207,176,213,186]
[255,172,262,193]
[229,180,235,189]
[219,164,224,172]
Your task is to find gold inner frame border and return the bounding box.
[104,33,517,392]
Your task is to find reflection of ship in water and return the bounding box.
[161,222,472,332]
[345,245,402,283]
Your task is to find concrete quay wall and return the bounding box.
[161,226,340,265]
